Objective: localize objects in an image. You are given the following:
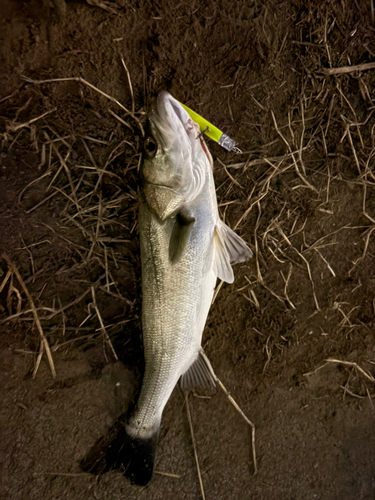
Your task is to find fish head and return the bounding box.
[142,91,212,220]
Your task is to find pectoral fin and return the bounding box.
[169,211,196,263]
[212,220,252,283]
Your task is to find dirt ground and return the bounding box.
[1,0,375,499]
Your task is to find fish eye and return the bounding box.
[144,137,157,157]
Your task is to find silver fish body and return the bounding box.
[121,91,252,485]
[134,152,217,431]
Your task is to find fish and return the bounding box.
[80,91,252,485]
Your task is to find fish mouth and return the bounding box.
[149,91,195,149]
[143,179,178,192]
[155,91,186,125]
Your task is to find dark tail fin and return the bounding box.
[122,432,158,486]
[80,417,158,486]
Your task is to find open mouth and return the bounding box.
[151,91,192,138]
[169,99,185,125]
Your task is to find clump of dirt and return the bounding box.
[1,1,375,499]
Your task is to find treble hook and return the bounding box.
[197,126,210,140]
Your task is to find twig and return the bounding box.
[263,335,272,373]
[298,98,306,174]
[154,470,181,479]
[1,273,106,324]
[323,17,332,69]
[290,247,320,311]
[322,62,375,75]
[225,154,291,169]
[107,109,134,132]
[90,286,118,361]
[26,183,70,214]
[280,264,296,309]
[212,280,224,305]
[18,170,53,204]
[0,84,25,103]
[262,283,286,305]
[21,74,145,137]
[120,56,135,114]
[33,342,45,378]
[217,158,244,189]
[253,202,263,284]
[326,358,375,383]
[3,254,56,378]
[0,269,12,294]
[21,236,35,278]
[7,108,57,132]
[314,249,336,277]
[215,376,258,475]
[340,386,366,399]
[185,393,206,500]
[33,471,91,477]
[199,350,258,475]
[366,388,374,408]
[304,359,375,385]
[21,74,131,113]
[271,111,317,193]
[234,192,267,231]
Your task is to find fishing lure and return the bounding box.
[179,102,241,153]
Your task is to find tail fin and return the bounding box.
[80,417,158,486]
[122,432,158,485]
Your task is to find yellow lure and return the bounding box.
[179,102,239,152]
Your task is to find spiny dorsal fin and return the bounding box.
[169,211,195,264]
[180,349,217,393]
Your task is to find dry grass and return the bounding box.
[1,73,144,375]
[1,3,375,490]
[5,45,372,374]
[202,4,375,389]
[304,358,375,401]
[185,393,206,500]
[2,254,56,377]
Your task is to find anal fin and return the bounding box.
[180,349,217,393]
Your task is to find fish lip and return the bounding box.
[143,179,178,192]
